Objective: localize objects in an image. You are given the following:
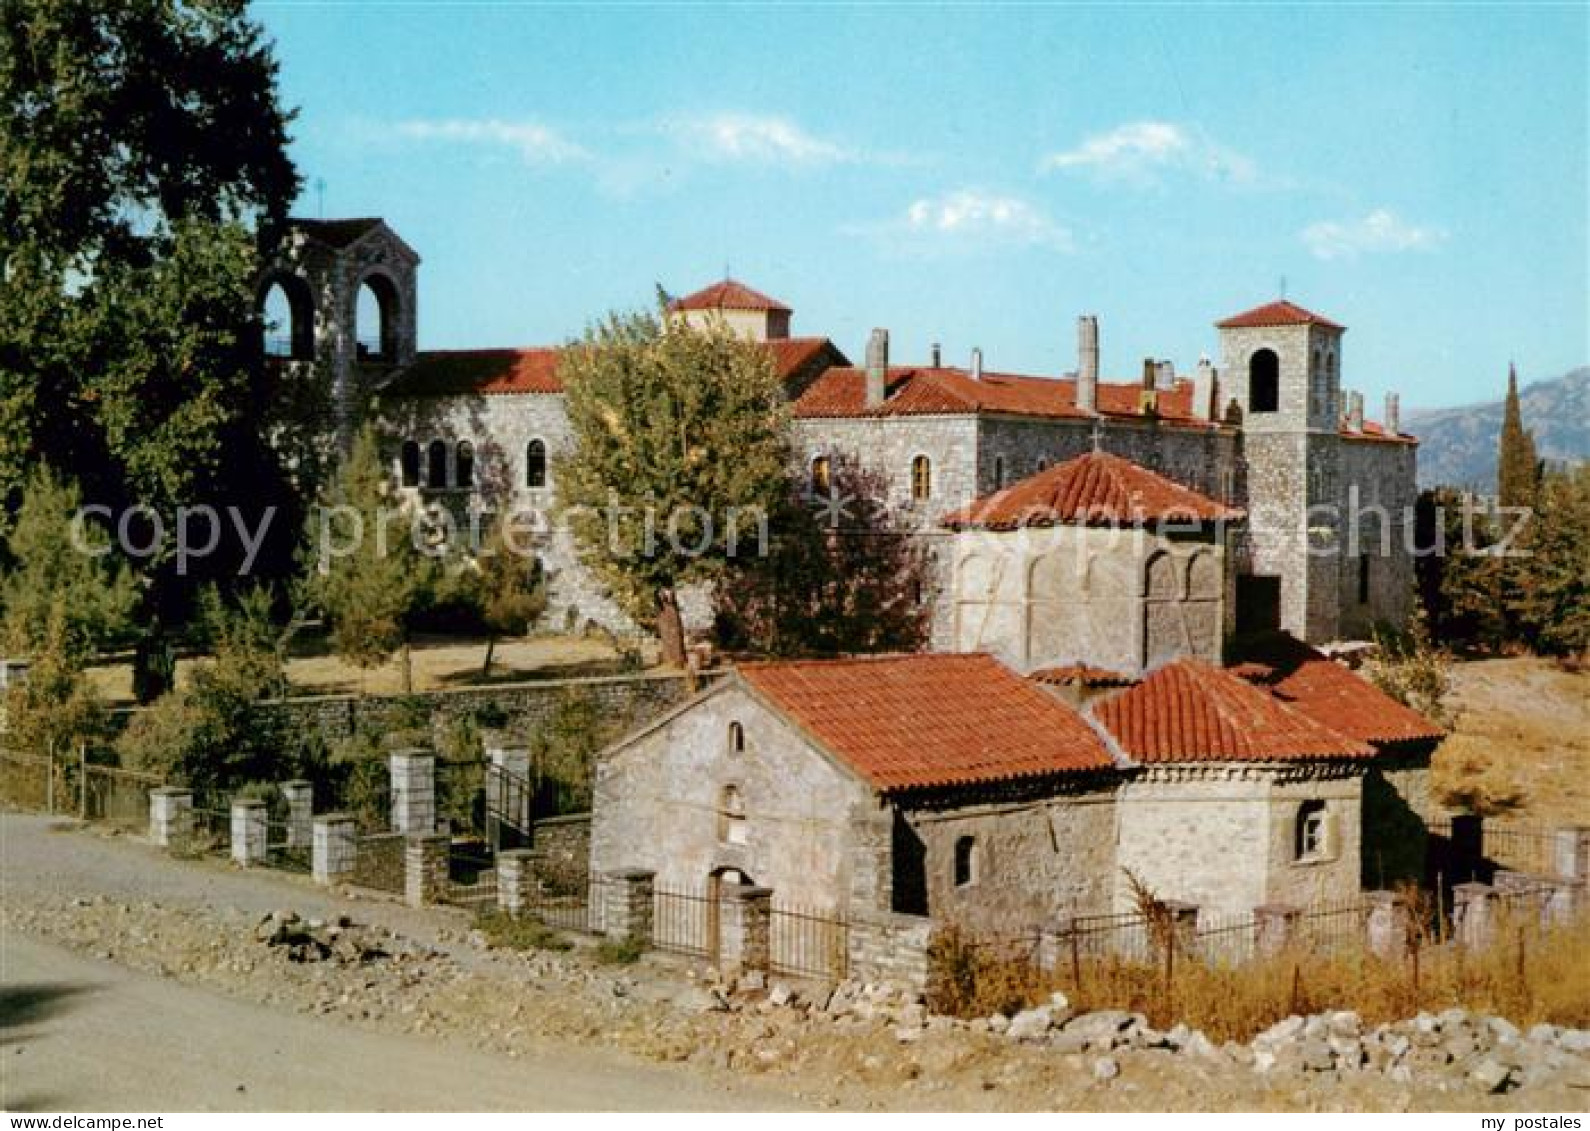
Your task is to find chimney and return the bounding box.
[1141,358,1156,389]
[930,341,942,367]
[1076,315,1099,413]
[1194,355,1218,420]
[865,328,889,407]
[970,347,983,381]
[1156,360,1175,390]
[1348,390,1364,432]
[1385,392,1400,436]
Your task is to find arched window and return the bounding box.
[525,439,548,489]
[910,455,932,502]
[355,274,400,361]
[1249,348,1280,413]
[455,441,474,490]
[953,835,979,887]
[809,455,831,494]
[260,276,313,360]
[426,439,449,488]
[728,721,745,756]
[993,455,1006,489]
[718,785,747,845]
[399,440,421,488]
[1295,800,1328,861]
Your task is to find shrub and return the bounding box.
[474,909,572,952]
[594,937,645,965]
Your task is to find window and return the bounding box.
[456,441,475,490]
[993,455,1006,489]
[953,835,979,887]
[1036,457,1049,474]
[910,455,932,502]
[810,455,831,494]
[355,274,400,362]
[399,441,421,488]
[718,785,747,846]
[1295,801,1328,861]
[261,278,313,360]
[426,439,449,488]
[1358,554,1371,604]
[1249,349,1280,413]
[728,721,745,756]
[526,439,548,489]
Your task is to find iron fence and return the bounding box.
[515,873,610,934]
[1192,910,1258,966]
[653,883,715,959]
[1295,897,1370,953]
[769,901,848,981]
[83,763,162,829]
[1484,821,1561,878]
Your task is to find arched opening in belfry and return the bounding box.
[426,439,449,488]
[260,275,313,360]
[1249,348,1280,414]
[355,273,400,361]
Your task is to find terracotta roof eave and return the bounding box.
[945,512,1245,532]
[880,762,1121,796]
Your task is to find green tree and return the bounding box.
[1496,363,1540,509]
[301,426,435,689]
[0,467,137,661]
[0,0,301,613]
[465,513,548,678]
[556,310,791,666]
[2,605,105,769]
[1513,464,1590,656]
[1415,487,1507,652]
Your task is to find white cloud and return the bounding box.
[1041,121,1256,184]
[877,189,1073,252]
[662,113,853,165]
[1302,209,1447,260]
[393,118,589,164]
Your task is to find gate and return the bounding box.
[443,839,498,910]
[769,902,848,980]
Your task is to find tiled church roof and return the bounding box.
[669,280,791,313]
[942,451,1243,530]
[1216,299,1345,331]
[1093,658,1376,764]
[739,653,1113,792]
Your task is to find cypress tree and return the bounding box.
[1496,363,1540,508]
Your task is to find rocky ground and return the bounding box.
[6,815,1590,1112]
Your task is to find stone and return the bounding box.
[1327,1010,1362,1037]
[768,982,795,1008]
[1060,1010,1136,1040]
[1255,1015,1306,1047]
[1184,1032,1221,1059]
[1006,1006,1057,1042]
[1091,1057,1120,1081]
[1299,1039,1335,1073]
[1470,1058,1515,1094]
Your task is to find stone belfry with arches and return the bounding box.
[258,217,421,453]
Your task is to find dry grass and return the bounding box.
[929,910,1590,1044]
[1434,657,1590,826]
[83,632,663,706]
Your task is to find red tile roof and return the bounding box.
[1094,658,1376,764]
[384,338,841,398]
[1216,299,1345,331]
[669,280,791,313]
[1341,419,1418,445]
[942,451,1243,530]
[1029,664,1138,688]
[738,653,1113,792]
[1232,634,1445,746]
[792,365,1205,425]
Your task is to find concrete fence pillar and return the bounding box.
[312,814,357,885]
[1364,891,1412,959]
[496,849,542,918]
[1554,826,1590,883]
[720,884,772,977]
[389,750,435,836]
[1453,881,1498,949]
[1035,917,1074,973]
[404,833,450,907]
[281,780,313,849]
[1543,878,1587,923]
[148,787,193,849]
[845,801,893,916]
[230,798,268,866]
[602,868,656,944]
[1254,903,1301,956]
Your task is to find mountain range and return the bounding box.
[1403,366,1589,490]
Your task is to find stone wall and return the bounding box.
[1335,436,1418,637]
[847,911,933,991]
[1360,747,1436,889]
[533,812,591,894]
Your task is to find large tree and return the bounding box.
[556,311,791,666]
[1513,464,1590,656]
[1496,363,1540,509]
[0,0,301,622]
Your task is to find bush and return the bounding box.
[474,909,571,952]
[594,937,645,965]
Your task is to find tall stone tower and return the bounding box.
[258,218,420,455]
[1216,299,1345,642]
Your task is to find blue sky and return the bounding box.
[257,3,1587,411]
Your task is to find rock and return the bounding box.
[739,970,766,993]
[1438,1007,1471,1029]
[1184,1031,1220,1059]
[1328,1010,1362,1037]
[1254,1015,1306,1048]
[1049,991,1070,1011]
[1006,1006,1056,1042]
[894,1025,924,1044]
[1558,1029,1590,1053]
[1299,1038,1335,1073]
[1251,1050,1277,1074]
[1488,1017,1521,1042]
[1091,1057,1120,1081]
[1470,1058,1515,1093]
[1060,1010,1136,1041]
[1527,1022,1559,1045]
[987,1013,1009,1034]
[768,982,794,1008]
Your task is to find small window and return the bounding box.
[810,455,831,494]
[426,439,449,488]
[1357,555,1371,604]
[953,835,978,887]
[456,441,475,490]
[399,440,421,488]
[993,455,1006,490]
[526,439,547,489]
[1249,348,1280,414]
[718,785,747,846]
[910,455,932,502]
[728,721,745,756]
[1036,457,1049,474]
[1295,801,1328,861]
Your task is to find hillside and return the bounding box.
[1405,366,1589,489]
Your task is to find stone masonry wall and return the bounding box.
[533,812,591,894]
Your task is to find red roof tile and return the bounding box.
[1216,299,1345,331]
[1233,634,1444,746]
[1341,419,1418,445]
[1029,664,1138,688]
[1094,658,1376,764]
[738,653,1113,792]
[942,451,1243,530]
[793,365,1205,425]
[669,280,791,313]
